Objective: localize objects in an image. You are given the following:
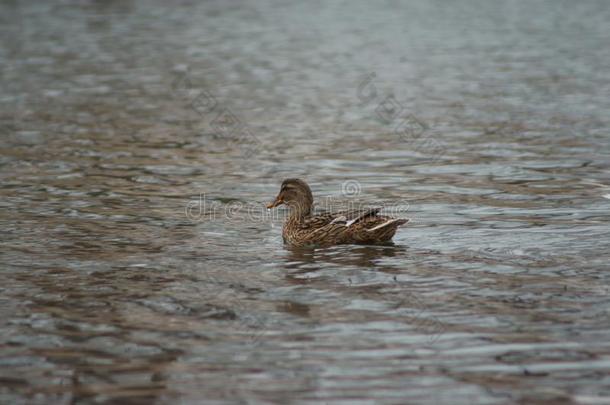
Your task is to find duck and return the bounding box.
[266,179,409,247]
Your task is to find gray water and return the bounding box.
[1,1,610,404]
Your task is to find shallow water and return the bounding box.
[1,1,610,404]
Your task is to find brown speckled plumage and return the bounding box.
[267,179,409,247]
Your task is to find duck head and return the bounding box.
[267,178,314,216]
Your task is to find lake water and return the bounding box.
[1,1,610,404]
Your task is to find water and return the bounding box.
[1,1,610,403]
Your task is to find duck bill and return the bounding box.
[266,197,284,209]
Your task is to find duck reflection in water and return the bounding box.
[283,243,408,273]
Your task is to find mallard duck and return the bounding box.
[267,179,409,247]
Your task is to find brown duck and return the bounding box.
[267,179,409,247]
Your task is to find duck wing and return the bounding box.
[292,208,408,245]
[300,208,381,229]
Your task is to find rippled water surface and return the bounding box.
[2,1,610,404]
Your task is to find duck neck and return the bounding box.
[288,202,311,221]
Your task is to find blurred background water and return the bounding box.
[1,0,610,404]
